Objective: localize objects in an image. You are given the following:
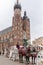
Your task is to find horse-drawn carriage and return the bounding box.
[18,45,37,64]
[4,45,37,64]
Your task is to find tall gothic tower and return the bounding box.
[12,0,23,45]
[23,11,30,40]
[12,0,30,45]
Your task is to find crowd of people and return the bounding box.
[1,43,37,64]
[16,43,37,64]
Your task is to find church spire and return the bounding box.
[14,0,21,10]
[17,0,19,4]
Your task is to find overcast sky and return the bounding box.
[0,0,43,41]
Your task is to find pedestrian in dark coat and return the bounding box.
[25,46,30,63]
[31,47,37,64]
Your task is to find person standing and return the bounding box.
[31,47,37,64]
[16,43,20,49]
[25,46,30,64]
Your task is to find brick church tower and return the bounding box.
[12,0,30,45]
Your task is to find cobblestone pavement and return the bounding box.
[0,55,36,65]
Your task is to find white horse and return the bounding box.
[4,48,10,57]
[4,48,7,56]
[9,46,19,61]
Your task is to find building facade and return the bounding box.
[32,37,43,51]
[0,0,30,52]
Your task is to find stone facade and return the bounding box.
[32,37,43,51]
[0,0,30,52]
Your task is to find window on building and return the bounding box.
[23,31,27,39]
[22,21,26,31]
